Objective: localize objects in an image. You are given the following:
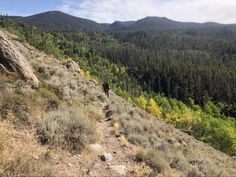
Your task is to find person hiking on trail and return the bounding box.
[102,81,110,98]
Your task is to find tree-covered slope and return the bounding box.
[98,29,236,118]
[11,11,103,31]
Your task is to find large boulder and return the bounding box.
[64,60,81,73]
[0,31,39,87]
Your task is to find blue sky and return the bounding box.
[0,0,236,24]
[0,0,63,16]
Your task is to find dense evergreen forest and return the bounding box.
[94,30,236,118]
[1,18,236,156]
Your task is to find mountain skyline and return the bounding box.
[1,0,236,24]
[5,11,236,32]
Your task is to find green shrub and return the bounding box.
[37,110,97,152]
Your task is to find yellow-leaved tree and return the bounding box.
[80,69,94,80]
[178,108,201,129]
[135,95,147,110]
[147,98,162,118]
[164,112,180,126]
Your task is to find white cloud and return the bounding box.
[58,0,236,24]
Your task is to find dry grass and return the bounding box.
[119,135,129,147]
[170,153,188,171]
[0,122,52,177]
[37,109,98,153]
[0,128,5,153]
[0,149,52,177]
[0,74,63,125]
[112,117,121,136]
[187,167,204,177]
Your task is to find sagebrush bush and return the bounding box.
[187,167,204,177]
[37,110,97,152]
[128,134,151,148]
[36,84,62,111]
[170,153,188,171]
[136,149,170,173]
[0,92,29,123]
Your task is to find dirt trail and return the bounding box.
[80,100,150,177]
[50,100,150,177]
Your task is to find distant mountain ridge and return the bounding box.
[5,11,236,31]
[109,21,136,29]
[124,16,226,30]
[9,11,103,31]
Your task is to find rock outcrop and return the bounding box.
[64,60,81,73]
[0,31,39,87]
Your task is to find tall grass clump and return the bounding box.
[37,109,97,153]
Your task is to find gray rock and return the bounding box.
[182,141,188,147]
[101,153,113,161]
[88,143,105,154]
[110,165,127,176]
[89,79,98,86]
[97,94,107,103]
[0,31,39,87]
[64,60,81,73]
[38,66,46,73]
[167,138,178,144]
[69,83,77,90]
[106,110,113,118]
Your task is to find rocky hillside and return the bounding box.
[0,30,235,177]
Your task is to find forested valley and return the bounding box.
[97,29,236,118]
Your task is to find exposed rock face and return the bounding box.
[64,60,81,73]
[0,31,39,87]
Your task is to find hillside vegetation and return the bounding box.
[1,18,236,155]
[0,18,236,176]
